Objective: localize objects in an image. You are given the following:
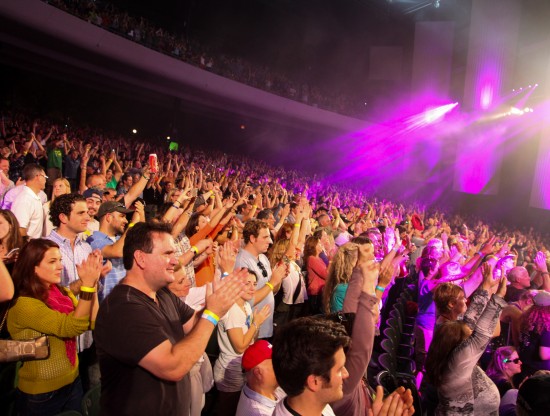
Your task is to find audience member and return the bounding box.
[94,222,246,416]
[7,239,101,416]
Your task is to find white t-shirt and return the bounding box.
[213,302,252,392]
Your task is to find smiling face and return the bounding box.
[241,271,257,301]
[34,247,63,287]
[318,347,349,404]
[168,266,192,298]
[142,232,179,290]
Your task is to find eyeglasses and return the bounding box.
[503,358,521,364]
[38,173,49,179]
[257,261,268,278]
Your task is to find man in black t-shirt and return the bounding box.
[95,222,245,416]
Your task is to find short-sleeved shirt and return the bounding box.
[95,285,195,416]
[86,231,125,302]
[12,185,44,239]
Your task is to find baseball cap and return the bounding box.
[242,340,272,372]
[83,188,102,201]
[533,290,550,307]
[97,201,133,219]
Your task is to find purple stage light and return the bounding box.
[423,102,459,124]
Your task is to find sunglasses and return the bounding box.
[503,358,521,364]
[257,261,268,278]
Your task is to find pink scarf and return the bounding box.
[46,285,77,366]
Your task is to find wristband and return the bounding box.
[221,272,229,277]
[265,282,274,291]
[191,246,199,255]
[80,286,96,293]
[294,223,300,227]
[476,251,484,257]
[172,204,181,209]
[128,222,135,228]
[79,291,94,301]
[375,285,386,292]
[201,314,218,326]
[203,309,220,322]
[142,175,150,181]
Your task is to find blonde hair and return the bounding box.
[322,243,358,313]
[51,178,71,202]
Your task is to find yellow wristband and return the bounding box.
[294,223,300,227]
[80,286,96,293]
[191,246,199,255]
[203,309,220,322]
[265,282,274,291]
[128,222,135,228]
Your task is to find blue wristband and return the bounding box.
[201,313,218,326]
[375,285,386,292]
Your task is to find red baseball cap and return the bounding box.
[241,340,272,372]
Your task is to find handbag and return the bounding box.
[0,302,50,363]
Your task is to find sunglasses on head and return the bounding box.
[503,358,520,364]
[257,261,268,278]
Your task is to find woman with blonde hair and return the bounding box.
[269,238,308,328]
[43,177,71,236]
[486,346,522,396]
[322,242,360,313]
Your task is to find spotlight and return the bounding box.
[240,124,246,130]
[132,129,137,134]
[510,107,524,115]
[166,136,171,140]
[434,0,440,8]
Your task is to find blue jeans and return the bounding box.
[17,377,83,416]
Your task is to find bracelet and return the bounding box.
[79,291,94,301]
[128,222,135,228]
[173,200,181,206]
[476,251,484,257]
[191,246,199,255]
[172,204,181,209]
[142,175,150,181]
[203,309,220,322]
[375,285,386,292]
[294,223,300,227]
[80,286,96,293]
[221,272,229,277]
[253,205,258,208]
[265,282,274,291]
[201,313,218,326]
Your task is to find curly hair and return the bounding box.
[49,193,86,228]
[242,219,269,244]
[322,242,358,313]
[520,304,550,335]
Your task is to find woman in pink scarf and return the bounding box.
[7,239,102,416]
